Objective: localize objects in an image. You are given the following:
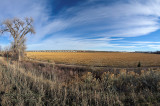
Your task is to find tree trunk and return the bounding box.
[18,49,21,61]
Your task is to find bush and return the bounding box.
[137,61,141,67]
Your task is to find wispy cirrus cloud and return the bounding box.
[28,36,135,51]
[0,0,160,51]
[148,45,160,49]
[60,0,160,37]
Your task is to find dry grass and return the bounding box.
[0,58,160,105]
[27,52,160,67]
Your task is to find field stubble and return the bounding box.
[27,52,160,67]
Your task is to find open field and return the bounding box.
[1,52,160,105]
[27,52,160,67]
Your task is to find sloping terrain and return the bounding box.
[0,57,160,105]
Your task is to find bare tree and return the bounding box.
[0,17,35,61]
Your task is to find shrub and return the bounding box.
[137,61,141,67]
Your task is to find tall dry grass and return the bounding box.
[0,58,160,105]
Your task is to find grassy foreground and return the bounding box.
[0,58,160,105]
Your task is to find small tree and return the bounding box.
[0,17,35,61]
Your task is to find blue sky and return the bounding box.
[0,0,160,51]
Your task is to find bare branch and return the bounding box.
[0,17,35,61]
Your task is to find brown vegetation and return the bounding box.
[27,52,160,67]
[0,57,160,105]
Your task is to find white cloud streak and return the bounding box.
[27,36,136,50]
[0,0,160,50]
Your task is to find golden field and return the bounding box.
[27,52,160,67]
